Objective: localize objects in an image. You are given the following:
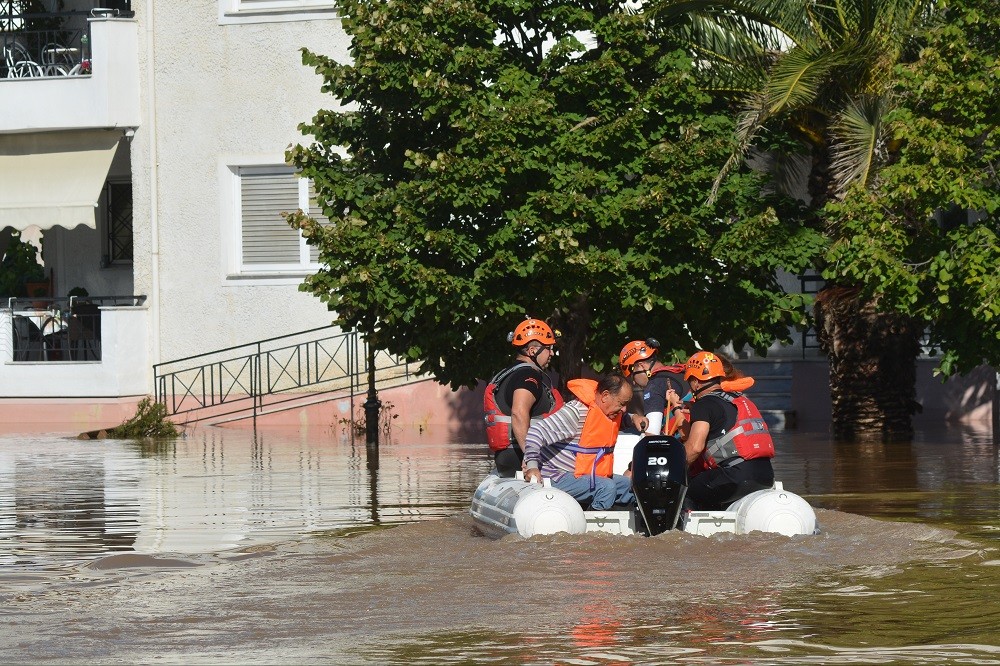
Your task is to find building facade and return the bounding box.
[1,1,351,421]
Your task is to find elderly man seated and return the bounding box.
[523,372,637,510]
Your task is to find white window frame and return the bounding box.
[218,0,338,25]
[223,161,326,282]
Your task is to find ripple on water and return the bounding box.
[2,425,1000,663]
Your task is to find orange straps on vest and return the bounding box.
[665,406,687,436]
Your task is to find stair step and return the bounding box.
[746,379,792,392]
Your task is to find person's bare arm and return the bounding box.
[510,387,535,451]
[685,421,709,464]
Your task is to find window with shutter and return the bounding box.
[233,165,328,275]
[219,0,336,25]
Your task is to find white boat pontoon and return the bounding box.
[471,435,818,539]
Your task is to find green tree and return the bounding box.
[817,0,999,438]
[670,0,973,439]
[288,0,821,389]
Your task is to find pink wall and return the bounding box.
[0,397,147,435]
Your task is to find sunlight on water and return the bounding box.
[0,428,491,568]
[1,422,1000,664]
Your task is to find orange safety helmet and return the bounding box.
[508,318,558,347]
[619,339,658,377]
[684,350,725,381]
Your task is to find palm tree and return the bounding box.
[650,0,941,440]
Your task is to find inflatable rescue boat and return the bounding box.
[470,435,818,539]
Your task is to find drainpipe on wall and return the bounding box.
[144,0,161,371]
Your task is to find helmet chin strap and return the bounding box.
[527,345,547,370]
[693,378,722,399]
[518,344,545,370]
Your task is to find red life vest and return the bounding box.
[563,379,619,480]
[700,391,775,468]
[483,363,563,452]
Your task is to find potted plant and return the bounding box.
[0,231,46,300]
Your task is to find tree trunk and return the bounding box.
[813,285,923,442]
[549,293,591,392]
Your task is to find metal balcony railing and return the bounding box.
[799,274,824,358]
[1,3,133,79]
[153,326,420,424]
[5,294,145,362]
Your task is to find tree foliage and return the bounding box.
[288,0,820,389]
[822,0,1000,377]
[675,0,940,204]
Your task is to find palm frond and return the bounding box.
[828,94,887,196]
[709,93,769,203]
[763,44,850,114]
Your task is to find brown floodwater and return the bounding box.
[2,422,999,664]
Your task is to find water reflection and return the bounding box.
[0,427,492,567]
[773,425,1000,534]
[2,424,1000,664]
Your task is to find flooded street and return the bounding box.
[2,423,1000,664]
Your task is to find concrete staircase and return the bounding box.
[735,360,795,430]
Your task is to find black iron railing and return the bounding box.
[5,295,145,362]
[1,4,133,79]
[153,326,418,424]
[799,274,825,358]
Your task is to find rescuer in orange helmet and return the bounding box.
[483,318,564,477]
[681,350,775,510]
[618,338,689,436]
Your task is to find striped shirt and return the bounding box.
[523,400,590,481]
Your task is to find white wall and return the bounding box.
[131,2,352,366]
[0,306,150,397]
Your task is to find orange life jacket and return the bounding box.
[564,379,620,480]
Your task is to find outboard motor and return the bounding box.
[631,435,687,536]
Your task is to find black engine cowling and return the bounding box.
[631,435,688,536]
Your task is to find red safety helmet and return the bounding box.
[508,318,558,347]
[684,350,725,381]
[619,339,658,377]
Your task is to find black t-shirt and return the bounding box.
[642,369,687,416]
[688,391,738,441]
[500,364,551,417]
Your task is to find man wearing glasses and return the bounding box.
[522,372,636,510]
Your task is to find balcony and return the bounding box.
[0,296,149,398]
[1,14,139,133]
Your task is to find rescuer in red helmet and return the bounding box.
[483,318,564,477]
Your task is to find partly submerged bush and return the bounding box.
[107,397,180,439]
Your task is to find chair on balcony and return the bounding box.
[12,315,45,361]
[2,40,43,78]
[68,301,101,361]
[40,42,80,77]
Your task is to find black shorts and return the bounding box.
[494,447,524,478]
[686,457,774,511]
